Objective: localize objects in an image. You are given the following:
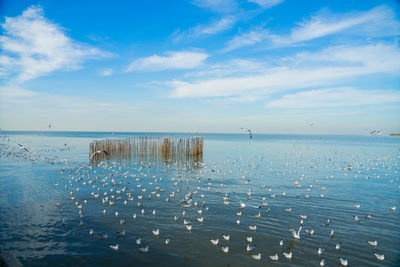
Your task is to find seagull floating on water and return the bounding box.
[211,239,219,245]
[283,252,292,259]
[252,253,261,260]
[339,258,348,266]
[368,240,377,247]
[223,234,230,241]
[221,246,229,254]
[109,244,119,251]
[269,253,279,261]
[139,245,149,253]
[374,253,384,260]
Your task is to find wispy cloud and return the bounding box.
[271,5,400,46]
[126,50,209,72]
[265,87,400,108]
[224,5,400,51]
[173,16,236,42]
[0,6,110,82]
[191,0,237,13]
[224,27,269,51]
[248,0,284,8]
[0,85,136,112]
[99,68,114,76]
[167,44,400,99]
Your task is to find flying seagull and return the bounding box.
[90,149,109,159]
[18,144,29,152]
[241,127,253,139]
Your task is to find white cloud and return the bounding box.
[126,51,209,72]
[0,85,135,112]
[191,0,237,13]
[224,5,400,51]
[271,5,400,46]
[265,87,400,108]
[173,16,236,42]
[0,86,39,102]
[99,68,114,76]
[224,28,269,51]
[0,6,110,82]
[248,0,283,8]
[167,44,400,99]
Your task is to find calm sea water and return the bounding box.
[0,131,399,266]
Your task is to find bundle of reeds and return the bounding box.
[89,136,203,163]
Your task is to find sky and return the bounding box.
[0,0,399,135]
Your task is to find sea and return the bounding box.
[0,131,399,266]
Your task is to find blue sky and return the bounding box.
[0,0,399,134]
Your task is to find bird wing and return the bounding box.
[235,195,244,205]
[289,227,297,237]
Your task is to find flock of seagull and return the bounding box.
[1,136,399,266]
[53,154,398,265]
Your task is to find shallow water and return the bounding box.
[0,132,399,266]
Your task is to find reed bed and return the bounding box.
[89,136,203,163]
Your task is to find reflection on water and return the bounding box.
[0,132,399,266]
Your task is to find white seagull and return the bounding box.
[109,244,119,251]
[269,254,279,261]
[289,223,303,239]
[283,252,292,259]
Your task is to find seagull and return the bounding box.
[17,144,29,152]
[109,244,119,251]
[90,149,109,160]
[165,238,170,245]
[339,258,348,266]
[136,238,141,245]
[374,253,384,260]
[246,236,253,243]
[355,215,360,222]
[330,230,334,239]
[152,229,160,237]
[98,233,108,240]
[180,197,193,207]
[139,245,149,253]
[283,252,292,259]
[89,229,94,235]
[252,253,261,260]
[289,223,303,239]
[318,248,325,255]
[320,259,326,266]
[368,240,377,247]
[269,254,279,261]
[247,244,255,252]
[223,234,230,241]
[354,204,360,209]
[336,243,341,250]
[236,196,261,209]
[117,230,126,237]
[249,225,257,231]
[241,127,253,139]
[305,229,315,236]
[197,217,204,223]
[211,239,219,245]
[279,240,283,247]
[221,246,229,254]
